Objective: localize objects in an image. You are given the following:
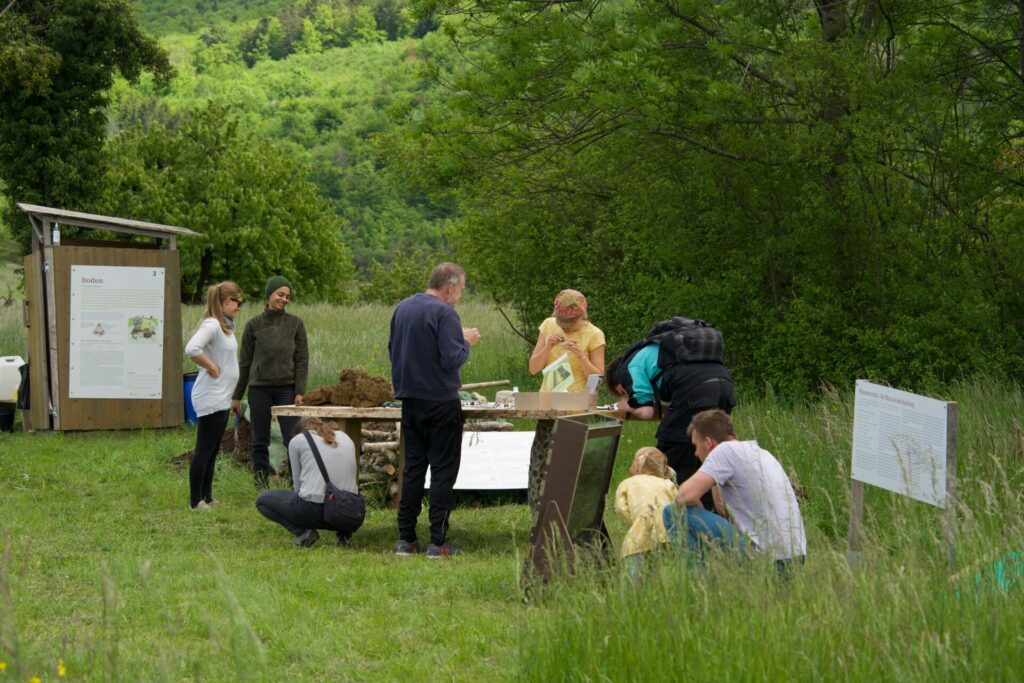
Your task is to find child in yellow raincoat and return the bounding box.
[615,447,677,575]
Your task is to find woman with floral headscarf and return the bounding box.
[526,290,606,510]
[528,289,605,392]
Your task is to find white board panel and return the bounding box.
[425,431,534,490]
[851,380,948,507]
[68,265,165,399]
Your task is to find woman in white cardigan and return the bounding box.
[185,282,243,510]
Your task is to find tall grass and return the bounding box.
[0,301,21,364]
[518,530,1024,681]
[2,301,1024,679]
[518,378,1024,681]
[181,298,537,393]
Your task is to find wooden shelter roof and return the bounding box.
[17,204,201,244]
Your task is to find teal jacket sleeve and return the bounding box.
[627,344,662,407]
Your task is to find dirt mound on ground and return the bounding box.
[221,418,253,465]
[303,368,393,407]
[172,416,253,465]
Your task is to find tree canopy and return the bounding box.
[5,0,1024,392]
[97,104,353,303]
[0,0,173,248]
[393,0,1024,392]
[1,0,448,281]
[108,19,452,277]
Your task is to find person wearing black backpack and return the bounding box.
[606,317,737,512]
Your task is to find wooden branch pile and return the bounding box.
[359,421,400,504]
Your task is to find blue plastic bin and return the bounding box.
[183,372,199,425]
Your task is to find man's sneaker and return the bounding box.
[190,500,211,511]
[336,532,351,547]
[395,540,419,556]
[426,542,464,559]
[292,529,320,548]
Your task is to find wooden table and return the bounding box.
[270,404,627,501]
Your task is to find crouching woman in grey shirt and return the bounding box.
[255,417,359,548]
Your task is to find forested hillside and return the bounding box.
[1,0,450,301]
[113,0,452,288]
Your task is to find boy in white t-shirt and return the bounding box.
[664,409,806,573]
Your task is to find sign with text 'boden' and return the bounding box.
[69,265,165,399]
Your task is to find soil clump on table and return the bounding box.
[303,368,394,407]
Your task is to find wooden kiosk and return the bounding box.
[18,204,200,431]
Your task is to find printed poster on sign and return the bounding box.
[851,380,948,507]
[69,265,165,399]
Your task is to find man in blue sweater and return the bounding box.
[389,262,481,558]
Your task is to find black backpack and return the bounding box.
[614,317,725,401]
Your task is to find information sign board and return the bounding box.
[425,431,534,490]
[851,380,948,507]
[68,265,165,399]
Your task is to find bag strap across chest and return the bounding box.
[302,431,360,489]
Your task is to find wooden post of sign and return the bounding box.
[41,219,61,429]
[942,402,958,574]
[23,217,51,431]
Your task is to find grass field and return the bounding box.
[2,300,1024,680]
[0,260,20,308]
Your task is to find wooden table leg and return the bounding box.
[339,418,363,466]
[528,419,555,512]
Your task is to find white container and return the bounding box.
[0,356,25,402]
[513,391,596,411]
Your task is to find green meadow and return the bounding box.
[1,301,1023,681]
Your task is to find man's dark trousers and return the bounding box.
[397,397,463,546]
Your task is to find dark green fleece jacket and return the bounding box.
[232,307,309,399]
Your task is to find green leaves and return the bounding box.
[97,104,354,303]
[0,0,172,248]
[393,0,1024,393]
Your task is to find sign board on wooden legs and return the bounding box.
[847,380,958,571]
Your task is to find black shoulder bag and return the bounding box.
[302,431,366,534]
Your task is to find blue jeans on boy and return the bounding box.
[662,504,747,555]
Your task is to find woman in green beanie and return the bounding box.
[232,275,309,488]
